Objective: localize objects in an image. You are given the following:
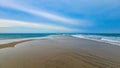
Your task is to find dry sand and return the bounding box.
[0,36,120,68]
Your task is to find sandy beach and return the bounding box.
[0,36,120,68]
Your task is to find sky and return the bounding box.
[0,0,120,33]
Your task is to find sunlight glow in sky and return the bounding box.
[0,0,120,33]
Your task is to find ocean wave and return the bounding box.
[72,35,120,46]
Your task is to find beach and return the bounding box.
[0,36,120,68]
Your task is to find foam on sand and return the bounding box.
[0,36,50,45]
[72,35,120,46]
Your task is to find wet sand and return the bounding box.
[0,36,120,68]
[0,40,32,49]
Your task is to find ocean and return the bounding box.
[0,33,55,44]
[0,33,120,46]
[0,33,53,40]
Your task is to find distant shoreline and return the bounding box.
[0,33,120,46]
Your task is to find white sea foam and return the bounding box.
[0,37,49,45]
[72,35,120,46]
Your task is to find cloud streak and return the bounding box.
[0,0,83,25]
[0,19,79,32]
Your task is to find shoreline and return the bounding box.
[0,36,120,68]
[0,36,49,45]
[72,35,120,46]
[0,35,120,47]
[0,40,32,49]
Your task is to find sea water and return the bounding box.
[0,33,55,44]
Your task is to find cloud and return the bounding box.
[0,0,82,25]
[0,19,79,32]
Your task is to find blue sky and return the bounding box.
[0,0,120,33]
